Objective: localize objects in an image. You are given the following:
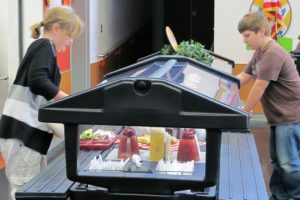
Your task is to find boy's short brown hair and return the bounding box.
[238,12,270,36]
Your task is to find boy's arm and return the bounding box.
[236,71,253,87]
[243,79,269,113]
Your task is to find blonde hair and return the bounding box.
[238,12,270,36]
[30,6,84,39]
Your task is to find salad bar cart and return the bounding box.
[16,55,268,200]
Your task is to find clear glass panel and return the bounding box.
[106,60,241,109]
[78,125,206,178]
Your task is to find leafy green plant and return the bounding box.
[161,40,213,65]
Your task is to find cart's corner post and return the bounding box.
[204,128,222,186]
[64,123,80,181]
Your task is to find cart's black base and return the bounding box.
[16,132,269,200]
[70,182,216,200]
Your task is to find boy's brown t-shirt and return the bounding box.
[245,40,300,125]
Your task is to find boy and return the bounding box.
[236,12,300,200]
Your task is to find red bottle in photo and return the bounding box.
[118,127,139,160]
[177,128,199,162]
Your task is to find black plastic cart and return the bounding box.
[16,55,268,200]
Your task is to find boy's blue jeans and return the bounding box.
[269,123,300,200]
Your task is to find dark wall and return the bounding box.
[164,0,214,50]
[104,0,215,75]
